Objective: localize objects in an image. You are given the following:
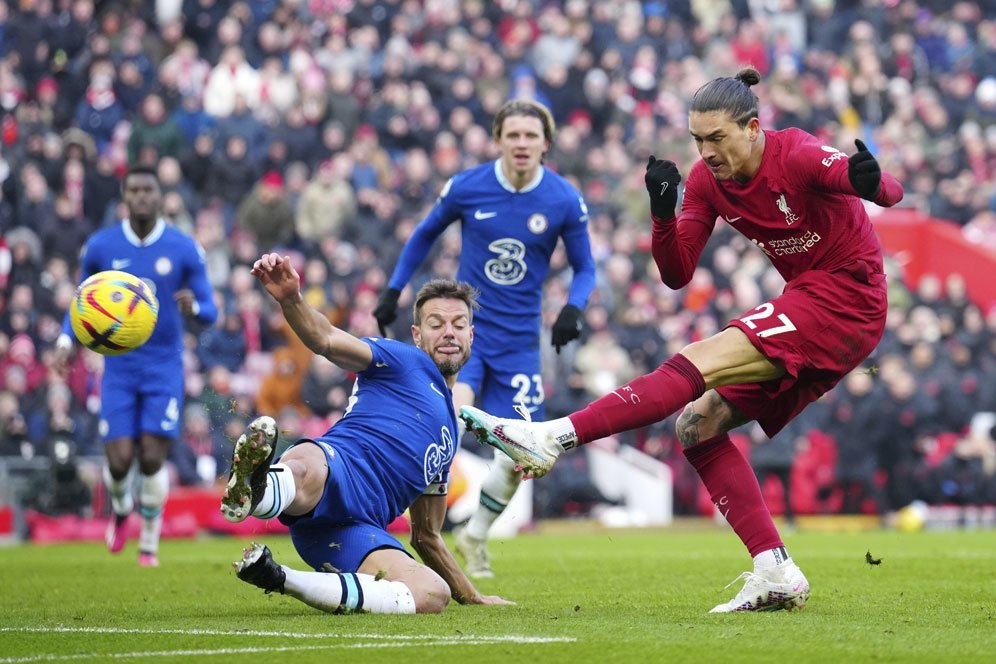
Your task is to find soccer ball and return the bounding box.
[70,270,159,355]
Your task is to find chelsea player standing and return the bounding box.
[374,100,596,577]
[56,165,217,566]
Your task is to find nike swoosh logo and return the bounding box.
[160,420,176,430]
[725,216,742,223]
[112,259,131,269]
[375,362,388,368]
[474,209,498,220]
[429,382,445,398]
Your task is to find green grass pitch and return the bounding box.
[2,526,995,663]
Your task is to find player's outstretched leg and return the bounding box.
[459,406,568,478]
[233,544,420,614]
[709,561,810,613]
[221,416,278,522]
[234,542,287,594]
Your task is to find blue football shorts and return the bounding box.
[457,347,544,419]
[100,368,184,442]
[278,439,412,573]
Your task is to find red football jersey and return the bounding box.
[652,128,904,287]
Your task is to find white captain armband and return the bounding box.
[422,469,450,496]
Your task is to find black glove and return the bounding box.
[373,288,401,336]
[644,155,681,220]
[848,139,881,201]
[551,304,583,354]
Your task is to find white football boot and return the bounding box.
[458,406,566,478]
[709,561,810,613]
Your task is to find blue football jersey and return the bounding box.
[312,338,459,526]
[64,219,218,375]
[388,160,596,348]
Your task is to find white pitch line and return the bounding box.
[0,626,573,643]
[0,640,569,663]
[0,626,576,661]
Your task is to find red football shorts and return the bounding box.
[717,261,887,437]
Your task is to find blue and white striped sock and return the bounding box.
[251,463,296,519]
[282,568,416,614]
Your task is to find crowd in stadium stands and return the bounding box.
[1,0,996,519]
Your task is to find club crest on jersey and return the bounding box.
[423,425,455,485]
[527,213,548,234]
[155,257,173,275]
[776,194,799,225]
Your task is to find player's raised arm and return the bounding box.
[251,253,372,372]
[375,181,461,334]
[646,157,715,290]
[789,135,904,207]
[408,493,512,606]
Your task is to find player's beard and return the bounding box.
[434,349,470,379]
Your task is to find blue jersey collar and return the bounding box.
[122,218,166,246]
[494,159,544,193]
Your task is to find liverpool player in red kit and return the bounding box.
[461,67,903,613]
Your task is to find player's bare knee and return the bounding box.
[411,574,451,614]
[280,443,328,512]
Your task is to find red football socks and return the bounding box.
[568,354,706,444]
[684,435,783,557]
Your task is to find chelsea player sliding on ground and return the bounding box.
[374,99,596,578]
[223,262,510,613]
[56,165,217,566]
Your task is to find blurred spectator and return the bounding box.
[235,171,295,250]
[126,92,186,166]
[749,417,802,528]
[170,402,230,487]
[197,310,247,374]
[922,413,996,506]
[255,346,307,417]
[0,388,29,457]
[74,59,123,152]
[294,157,356,250]
[825,369,886,515]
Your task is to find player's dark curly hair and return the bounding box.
[121,165,161,190]
[690,66,761,128]
[413,279,480,325]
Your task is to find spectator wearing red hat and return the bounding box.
[235,170,296,250]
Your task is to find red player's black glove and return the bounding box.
[848,139,881,201]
